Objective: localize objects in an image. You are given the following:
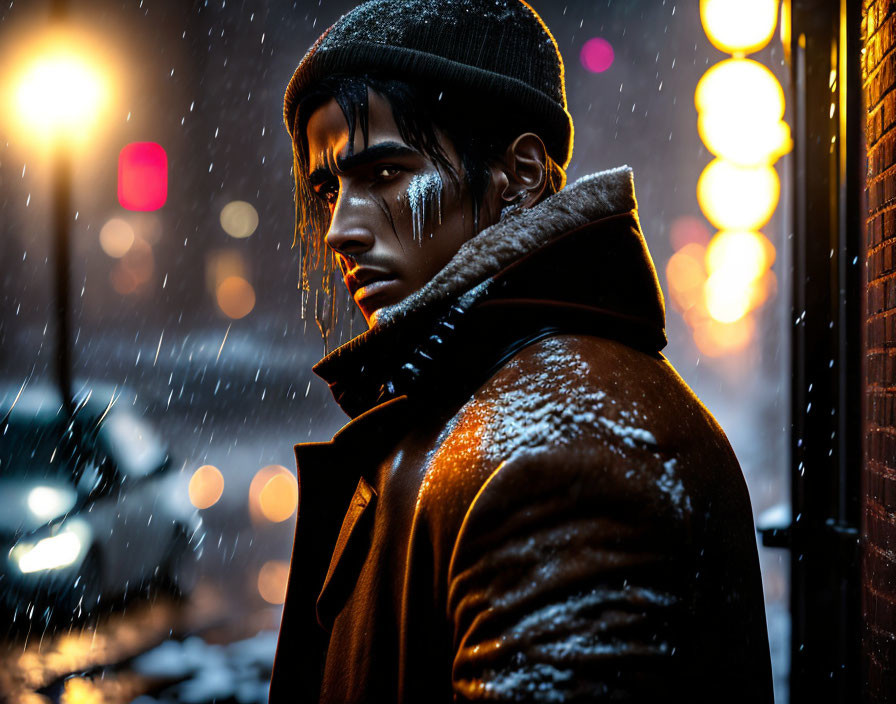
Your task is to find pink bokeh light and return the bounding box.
[670,215,712,251]
[580,37,615,74]
[118,142,168,211]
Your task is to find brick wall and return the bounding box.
[862,0,896,699]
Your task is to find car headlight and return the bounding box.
[11,520,88,573]
[27,485,76,520]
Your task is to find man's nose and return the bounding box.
[325,191,375,257]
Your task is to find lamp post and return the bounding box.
[12,2,108,414]
[51,0,72,414]
[52,132,73,414]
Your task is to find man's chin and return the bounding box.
[366,307,384,328]
[363,295,409,329]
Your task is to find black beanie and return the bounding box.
[283,0,573,169]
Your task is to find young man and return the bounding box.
[272,1,774,702]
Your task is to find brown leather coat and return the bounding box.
[270,167,774,703]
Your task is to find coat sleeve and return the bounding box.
[446,445,695,702]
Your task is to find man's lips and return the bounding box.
[346,267,397,298]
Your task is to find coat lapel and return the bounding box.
[272,395,412,701]
[292,395,411,633]
[315,475,378,630]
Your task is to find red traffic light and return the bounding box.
[118,142,167,211]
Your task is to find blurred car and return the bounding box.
[0,382,202,628]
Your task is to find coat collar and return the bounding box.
[368,164,638,329]
[312,166,666,419]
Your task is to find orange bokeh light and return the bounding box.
[259,474,299,523]
[61,676,103,704]
[188,465,224,510]
[99,218,135,258]
[216,275,256,319]
[666,243,707,313]
[693,315,757,357]
[249,465,296,523]
[749,269,778,309]
[257,560,290,605]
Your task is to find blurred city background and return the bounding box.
[0,1,792,702]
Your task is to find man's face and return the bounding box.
[305,90,480,327]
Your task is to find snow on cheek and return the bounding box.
[404,171,443,244]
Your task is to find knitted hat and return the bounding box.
[283,0,573,168]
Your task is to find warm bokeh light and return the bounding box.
[206,251,248,294]
[666,243,707,313]
[118,142,168,211]
[216,275,256,319]
[188,465,224,510]
[220,200,259,239]
[61,676,103,704]
[699,0,778,55]
[705,230,775,282]
[130,213,163,245]
[99,218,135,258]
[690,2,785,358]
[2,26,121,153]
[693,315,756,357]
[697,159,780,231]
[257,560,290,605]
[749,268,778,309]
[669,216,711,251]
[695,59,785,124]
[704,270,754,323]
[698,112,792,167]
[249,465,291,523]
[695,59,790,167]
[259,473,299,523]
[580,37,615,73]
[13,50,106,140]
[109,237,154,294]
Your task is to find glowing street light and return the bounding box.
[698,112,792,167]
[700,0,778,56]
[695,58,791,166]
[697,158,780,231]
[705,230,775,282]
[695,58,785,122]
[674,1,789,354]
[13,49,108,144]
[4,12,115,412]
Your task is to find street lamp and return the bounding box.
[7,12,111,413]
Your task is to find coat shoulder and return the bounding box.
[416,333,725,528]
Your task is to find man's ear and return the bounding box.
[499,132,548,208]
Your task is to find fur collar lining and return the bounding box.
[371,165,637,329]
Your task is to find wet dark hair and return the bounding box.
[289,73,567,294]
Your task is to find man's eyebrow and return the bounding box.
[308,142,419,186]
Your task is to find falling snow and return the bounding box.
[0,0,789,700]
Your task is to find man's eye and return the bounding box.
[374,165,401,180]
[316,184,338,205]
